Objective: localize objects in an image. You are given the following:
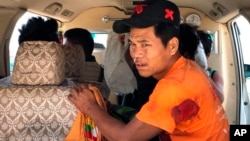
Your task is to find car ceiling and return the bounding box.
[0,0,249,23]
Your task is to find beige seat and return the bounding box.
[62,44,103,83]
[11,41,65,85]
[62,44,85,81]
[0,41,77,140]
[62,43,110,100]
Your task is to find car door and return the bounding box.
[230,12,250,124]
[0,7,25,78]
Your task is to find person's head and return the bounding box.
[179,23,200,60]
[63,28,95,61]
[112,0,180,79]
[18,17,59,44]
[197,30,212,58]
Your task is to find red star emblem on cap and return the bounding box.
[134,4,147,15]
[165,9,174,21]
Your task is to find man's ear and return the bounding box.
[168,37,179,55]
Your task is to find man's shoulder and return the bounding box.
[153,78,183,95]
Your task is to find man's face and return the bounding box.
[129,26,178,79]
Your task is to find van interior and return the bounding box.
[0,0,250,140]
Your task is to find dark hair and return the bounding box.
[179,23,200,60]
[197,30,212,56]
[18,17,59,44]
[64,28,95,61]
[153,22,180,47]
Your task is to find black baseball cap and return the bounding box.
[113,0,180,33]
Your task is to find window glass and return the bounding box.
[235,16,250,66]
[234,16,250,79]
[232,15,250,112]
[92,33,108,48]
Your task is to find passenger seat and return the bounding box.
[62,43,110,101]
[0,41,77,140]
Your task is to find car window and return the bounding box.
[9,12,47,74]
[9,12,108,73]
[232,16,250,89]
[92,33,108,48]
[231,15,250,124]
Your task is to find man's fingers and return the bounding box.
[76,86,82,93]
[68,84,90,101]
[68,93,75,102]
[80,84,87,90]
[68,87,78,101]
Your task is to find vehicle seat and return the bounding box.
[62,44,103,83]
[62,43,85,81]
[62,44,110,100]
[11,41,65,85]
[0,41,77,140]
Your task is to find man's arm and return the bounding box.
[68,84,162,141]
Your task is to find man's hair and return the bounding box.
[197,30,212,56]
[18,17,59,44]
[179,23,200,60]
[153,22,179,47]
[64,28,94,57]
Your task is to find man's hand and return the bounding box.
[68,84,98,114]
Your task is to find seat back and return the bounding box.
[11,41,65,85]
[0,85,76,140]
[62,44,85,80]
[62,43,104,83]
[0,41,77,140]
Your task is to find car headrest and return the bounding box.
[11,41,65,85]
[62,44,85,80]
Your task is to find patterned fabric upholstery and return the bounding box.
[0,41,77,140]
[11,41,65,85]
[62,44,85,80]
[0,85,77,141]
[0,41,112,140]
[62,44,110,99]
[62,44,103,83]
[0,81,112,140]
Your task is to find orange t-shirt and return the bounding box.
[136,57,229,141]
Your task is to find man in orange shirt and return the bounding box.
[68,0,229,140]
